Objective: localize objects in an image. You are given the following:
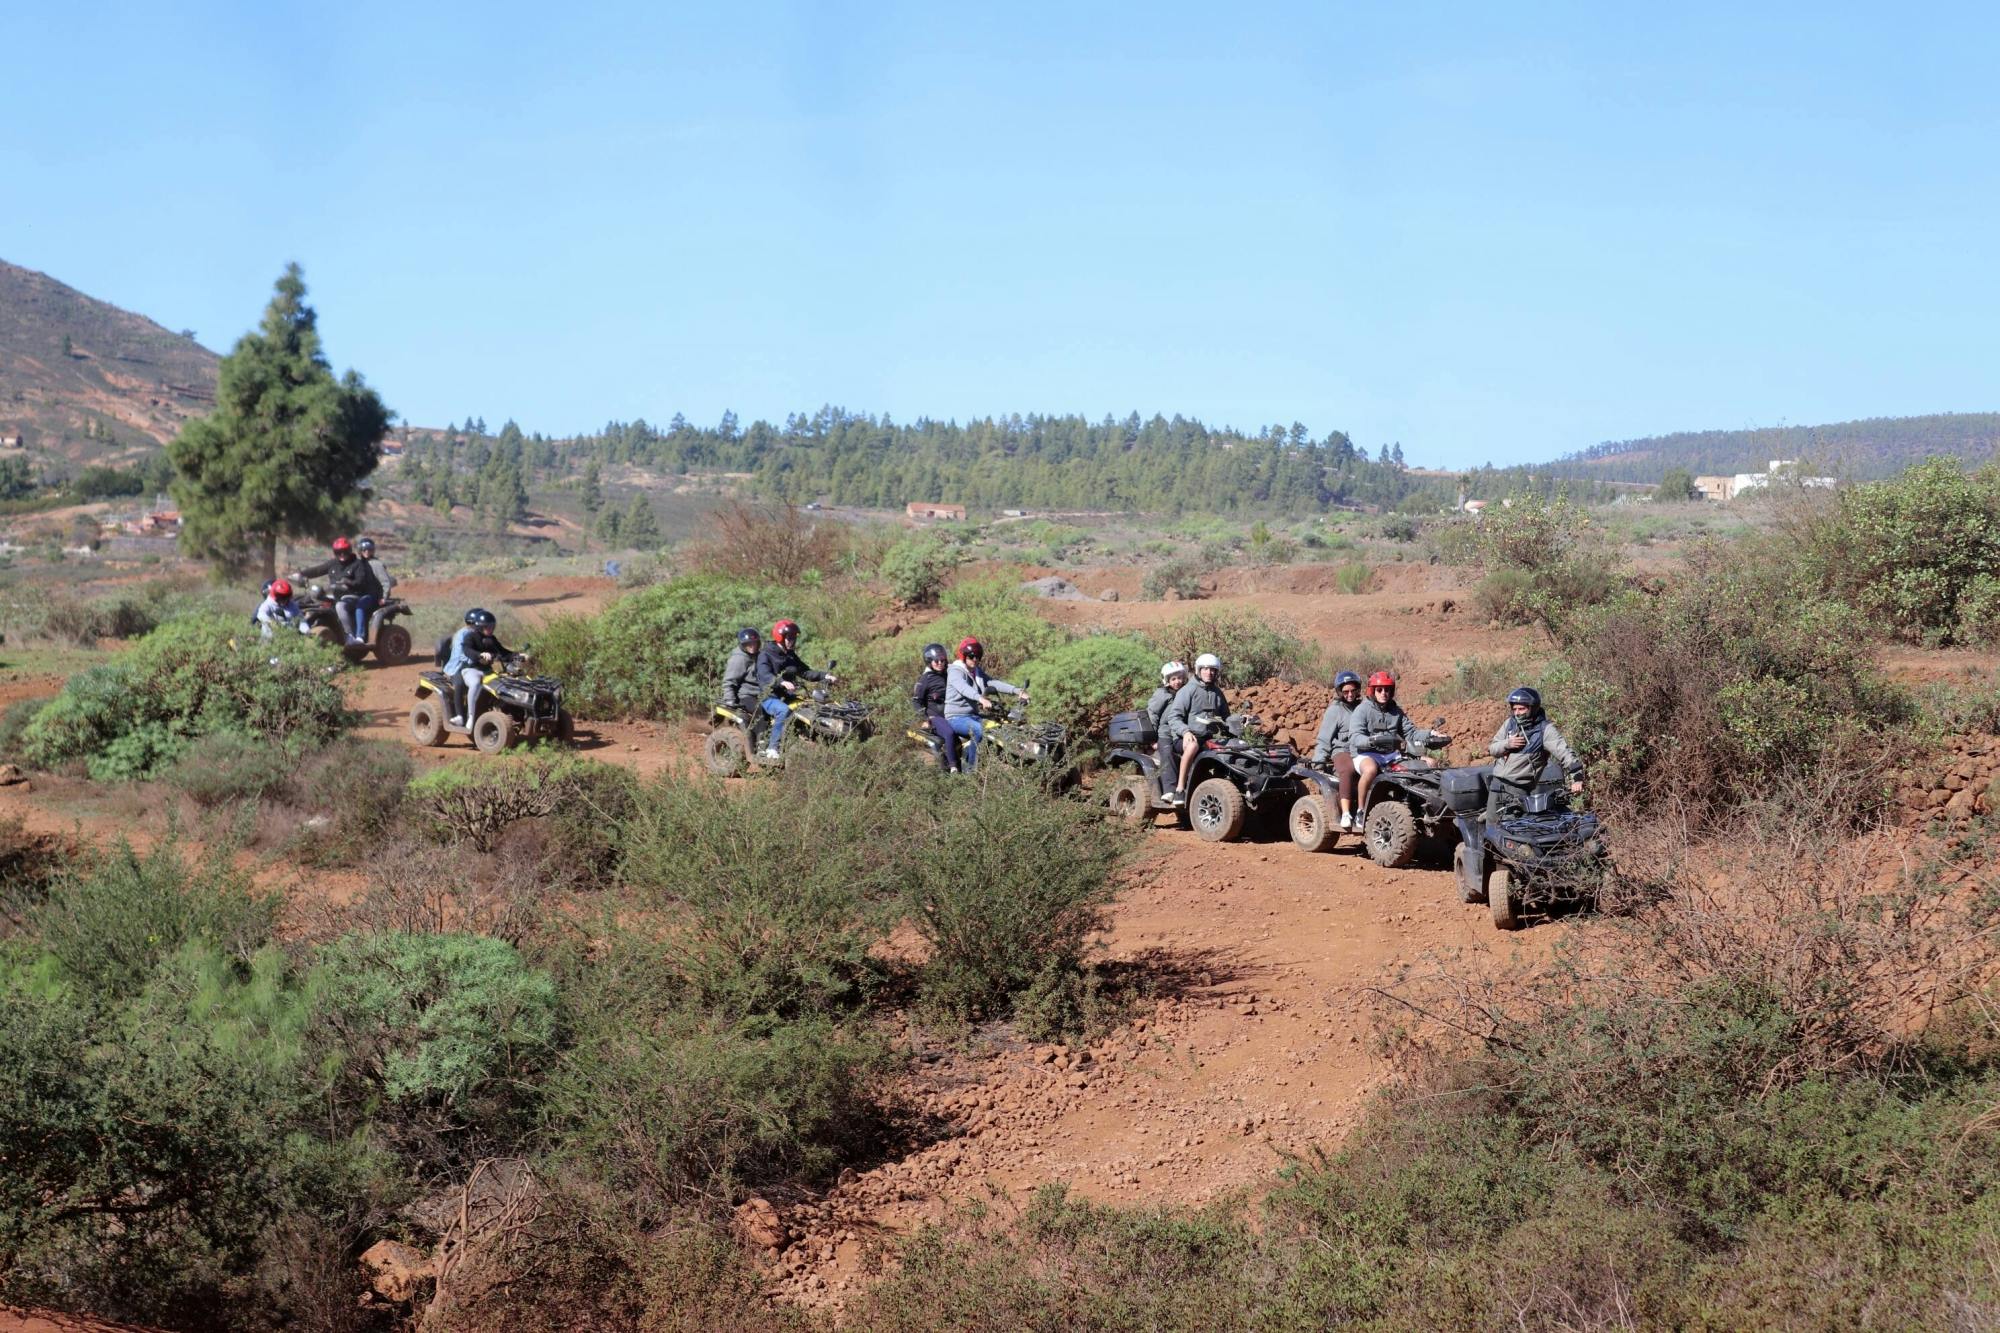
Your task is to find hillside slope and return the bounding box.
[0,259,219,461]
[1548,412,2000,483]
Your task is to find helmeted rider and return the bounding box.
[912,642,962,773]
[1148,661,1188,792]
[253,577,300,640]
[720,627,761,714]
[754,619,829,761]
[296,537,383,646]
[1348,671,1449,816]
[1310,669,1366,830]
[1485,685,1585,822]
[441,608,513,727]
[943,637,1026,772]
[355,537,393,639]
[1162,652,1229,806]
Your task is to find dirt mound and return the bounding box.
[1897,734,2000,823]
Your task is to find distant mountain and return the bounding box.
[1545,413,2000,484]
[0,259,219,463]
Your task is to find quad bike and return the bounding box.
[903,689,1070,780]
[1446,761,1608,930]
[703,661,870,775]
[294,584,414,664]
[1102,710,1301,842]
[411,650,573,753]
[1355,718,1456,867]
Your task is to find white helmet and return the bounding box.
[1194,652,1222,673]
[1160,660,1188,684]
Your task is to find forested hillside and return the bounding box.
[1549,412,2000,483]
[406,408,1613,517]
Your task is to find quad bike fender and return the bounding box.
[1290,764,1342,798]
[1105,747,1161,781]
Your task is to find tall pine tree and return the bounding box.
[168,264,389,580]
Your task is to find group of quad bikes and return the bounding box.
[1097,707,1608,931]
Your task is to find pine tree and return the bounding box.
[167,264,389,580]
[580,460,603,514]
[620,495,663,549]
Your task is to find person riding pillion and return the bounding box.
[943,637,1025,772]
[720,627,761,714]
[1348,671,1450,816]
[442,608,513,727]
[254,578,300,639]
[1309,669,1366,830]
[296,537,382,646]
[356,537,393,639]
[1149,660,1188,790]
[754,619,830,761]
[1485,686,1584,822]
[1163,652,1229,807]
[912,642,962,773]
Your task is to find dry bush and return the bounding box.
[686,501,846,584]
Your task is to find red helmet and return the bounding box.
[958,637,984,662]
[771,619,799,645]
[331,536,352,554]
[1368,671,1396,691]
[269,578,292,599]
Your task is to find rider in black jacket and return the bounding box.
[296,537,383,645]
[911,642,960,772]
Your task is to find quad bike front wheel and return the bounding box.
[1454,842,1489,904]
[1363,800,1420,868]
[473,711,515,754]
[553,710,576,745]
[409,697,446,747]
[1189,777,1247,843]
[704,727,748,777]
[1289,793,1336,852]
[1105,773,1155,828]
[375,624,413,664]
[1490,865,1522,930]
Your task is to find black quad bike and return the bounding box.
[1446,761,1608,930]
[411,649,573,753]
[704,661,871,776]
[904,688,1071,780]
[1354,719,1456,868]
[295,584,414,664]
[1103,710,1302,842]
[1286,764,1346,853]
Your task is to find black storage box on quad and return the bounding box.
[1108,710,1157,745]
[1440,765,1490,814]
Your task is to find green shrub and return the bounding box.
[1018,634,1161,743]
[899,767,1130,1032]
[1473,565,1538,625]
[19,616,351,779]
[1141,554,1209,600]
[164,730,297,806]
[1795,457,2000,645]
[0,695,49,760]
[305,931,560,1155]
[29,837,277,997]
[1956,572,2000,646]
[1149,608,1320,684]
[881,531,964,606]
[1334,560,1372,594]
[407,751,637,859]
[526,573,789,719]
[285,736,415,861]
[1441,492,1619,636]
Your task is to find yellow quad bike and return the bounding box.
[704,661,869,776]
[411,649,574,754]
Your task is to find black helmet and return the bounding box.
[1335,670,1362,690]
[922,642,948,665]
[465,607,496,630]
[736,627,760,648]
[356,537,376,556]
[1507,686,1542,712]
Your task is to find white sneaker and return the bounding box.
[762,747,782,761]
[448,716,465,727]
[1338,811,1354,831]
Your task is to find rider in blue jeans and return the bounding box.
[942,637,1027,771]
[753,619,828,760]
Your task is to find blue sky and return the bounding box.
[3,3,1995,467]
